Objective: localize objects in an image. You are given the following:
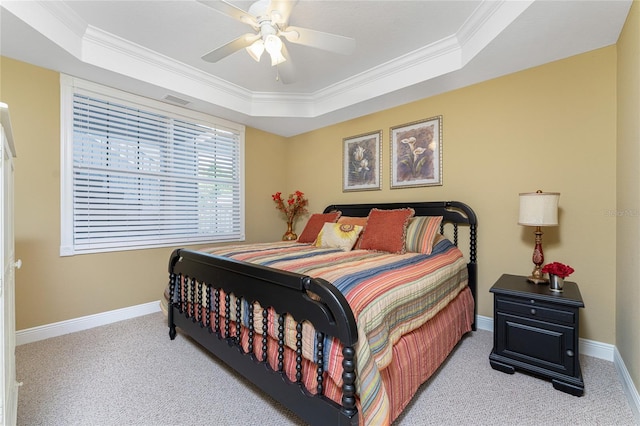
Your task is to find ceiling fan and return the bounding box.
[197,0,356,83]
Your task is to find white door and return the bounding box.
[1,103,19,426]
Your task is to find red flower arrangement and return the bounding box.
[542,262,575,279]
[271,190,309,222]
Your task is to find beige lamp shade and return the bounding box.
[518,191,560,226]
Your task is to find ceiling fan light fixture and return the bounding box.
[269,49,287,66]
[263,34,286,66]
[246,39,265,62]
[199,0,356,78]
[264,34,282,55]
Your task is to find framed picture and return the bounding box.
[390,115,442,188]
[342,130,382,192]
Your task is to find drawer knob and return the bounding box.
[530,308,536,315]
[567,350,574,357]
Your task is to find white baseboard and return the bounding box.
[16,300,161,346]
[477,314,640,423]
[475,314,494,333]
[614,347,640,425]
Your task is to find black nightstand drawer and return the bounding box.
[496,298,575,324]
[496,312,575,376]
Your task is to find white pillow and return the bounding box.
[314,222,363,251]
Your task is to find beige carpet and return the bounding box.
[16,312,638,425]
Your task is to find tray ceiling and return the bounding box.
[0,1,632,136]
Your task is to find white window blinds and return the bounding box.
[60,76,245,255]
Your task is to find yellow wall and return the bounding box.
[0,57,288,329]
[288,47,618,345]
[0,45,620,347]
[616,0,640,403]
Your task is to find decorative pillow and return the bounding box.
[337,216,368,227]
[405,216,443,255]
[432,232,447,246]
[297,211,341,243]
[357,208,415,254]
[314,222,363,251]
[337,216,368,247]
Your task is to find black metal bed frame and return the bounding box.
[167,201,477,425]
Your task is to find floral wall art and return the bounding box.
[342,130,382,192]
[390,116,442,188]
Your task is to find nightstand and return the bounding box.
[489,273,585,396]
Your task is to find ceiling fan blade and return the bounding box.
[197,0,259,29]
[202,33,260,63]
[281,26,356,55]
[276,43,295,84]
[269,0,298,25]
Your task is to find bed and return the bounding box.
[166,201,477,425]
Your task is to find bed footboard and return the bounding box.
[167,248,359,426]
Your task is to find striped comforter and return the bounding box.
[199,237,469,425]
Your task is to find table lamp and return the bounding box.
[519,190,560,284]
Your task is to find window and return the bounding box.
[60,75,245,255]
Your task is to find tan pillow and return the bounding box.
[405,216,443,255]
[297,211,341,243]
[315,222,363,251]
[357,208,415,253]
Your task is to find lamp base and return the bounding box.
[527,226,548,285]
[527,275,548,285]
[527,262,548,284]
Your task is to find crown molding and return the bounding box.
[3,0,531,119]
[458,0,534,64]
[3,0,86,57]
[81,25,256,110]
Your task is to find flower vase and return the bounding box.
[282,220,297,241]
[548,274,564,292]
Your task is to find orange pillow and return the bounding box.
[337,216,368,227]
[357,208,415,253]
[297,211,341,243]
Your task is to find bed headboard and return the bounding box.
[323,201,478,329]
